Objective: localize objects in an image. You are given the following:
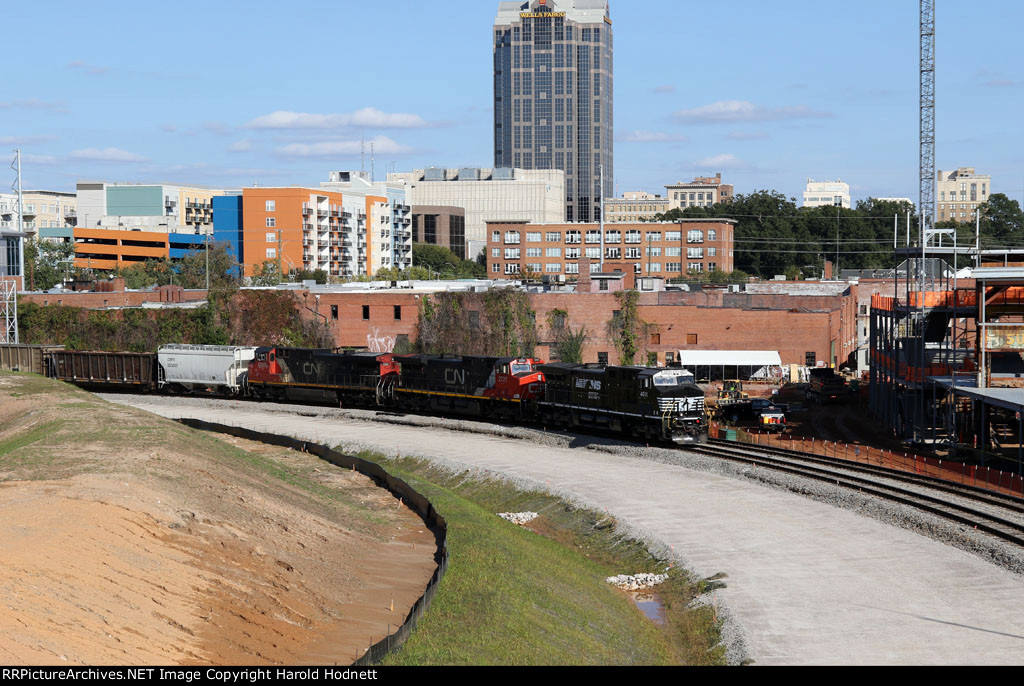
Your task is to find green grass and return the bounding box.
[364,454,725,666]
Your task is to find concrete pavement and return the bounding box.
[119,400,1024,665]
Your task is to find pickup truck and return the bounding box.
[721,398,788,432]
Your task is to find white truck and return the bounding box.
[157,345,258,395]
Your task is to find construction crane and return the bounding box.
[920,0,937,250]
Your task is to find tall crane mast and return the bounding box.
[920,0,945,249]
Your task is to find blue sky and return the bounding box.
[3,0,1022,205]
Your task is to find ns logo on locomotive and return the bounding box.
[43,344,708,444]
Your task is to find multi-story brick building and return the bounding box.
[485,219,735,279]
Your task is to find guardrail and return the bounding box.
[176,418,448,666]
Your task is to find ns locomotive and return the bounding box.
[43,345,708,444]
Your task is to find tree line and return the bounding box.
[654,191,1024,278]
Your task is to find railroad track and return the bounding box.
[689,439,1024,548]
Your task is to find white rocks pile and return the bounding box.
[606,573,669,591]
[498,512,539,526]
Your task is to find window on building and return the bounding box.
[362,305,370,320]
[394,306,402,321]
[266,232,276,242]
[599,280,609,292]
[527,232,542,243]
[666,352,675,364]
[650,333,661,345]
[806,352,817,367]
[266,217,276,228]
[266,248,277,259]
[687,230,704,243]
[708,230,717,241]
[492,263,501,273]
[687,334,698,345]
[492,231,501,243]
[331,305,338,321]
[546,232,562,243]
[598,352,609,365]
[266,200,276,212]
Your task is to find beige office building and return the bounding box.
[666,174,734,211]
[604,192,669,223]
[937,167,991,223]
[388,167,565,258]
[803,179,851,209]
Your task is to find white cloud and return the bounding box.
[276,136,413,158]
[0,135,56,145]
[620,130,688,143]
[247,107,432,130]
[673,100,831,124]
[69,147,148,163]
[228,139,254,153]
[21,154,58,165]
[694,153,749,170]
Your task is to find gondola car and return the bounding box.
[48,350,157,391]
[538,364,706,443]
[392,355,545,419]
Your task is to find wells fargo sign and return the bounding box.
[986,326,1024,351]
[520,11,566,18]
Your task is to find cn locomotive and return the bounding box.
[41,345,708,444]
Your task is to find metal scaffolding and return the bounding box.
[1,278,16,344]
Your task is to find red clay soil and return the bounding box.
[0,375,438,666]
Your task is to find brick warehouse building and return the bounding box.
[485,220,736,279]
[20,280,858,370]
[303,281,857,369]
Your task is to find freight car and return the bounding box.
[0,344,65,376]
[247,347,398,406]
[48,350,157,390]
[35,345,709,445]
[391,355,545,419]
[157,345,258,396]
[538,364,707,443]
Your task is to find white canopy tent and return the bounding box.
[676,351,784,382]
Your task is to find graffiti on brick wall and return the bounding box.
[368,327,397,353]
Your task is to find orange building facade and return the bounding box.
[241,188,392,279]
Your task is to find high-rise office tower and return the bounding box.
[494,0,613,223]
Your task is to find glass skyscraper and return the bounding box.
[494,0,613,223]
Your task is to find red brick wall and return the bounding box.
[19,286,206,308]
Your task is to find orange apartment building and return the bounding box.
[241,188,386,279]
[485,220,736,279]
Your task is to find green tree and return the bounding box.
[174,244,241,290]
[546,309,588,363]
[251,260,282,287]
[24,239,75,291]
[607,290,648,366]
[979,193,1023,244]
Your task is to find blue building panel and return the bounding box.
[168,233,206,260]
[212,195,243,275]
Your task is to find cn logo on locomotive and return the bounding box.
[445,369,467,385]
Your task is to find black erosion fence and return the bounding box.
[177,418,449,666]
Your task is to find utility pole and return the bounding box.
[13,149,24,281]
[205,231,210,291]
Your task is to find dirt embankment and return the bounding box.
[0,374,438,665]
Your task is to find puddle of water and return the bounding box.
[631,592,667,626]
